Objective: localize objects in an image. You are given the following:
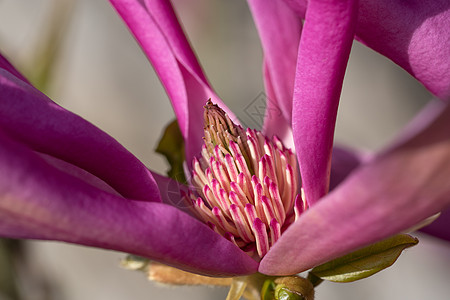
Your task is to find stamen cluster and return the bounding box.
[184,101,305,258]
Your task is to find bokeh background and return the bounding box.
[0,0,449,299]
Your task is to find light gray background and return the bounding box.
[0,0,449,299]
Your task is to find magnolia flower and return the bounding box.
[1,0,449,281]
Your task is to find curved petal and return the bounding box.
[151,171,197,217]
[261,71,294,148]
[247,0,302,141]
[283,0,307,17]
[0,69,159,202]
[354,0,450,99]
[420,207,450,241]
[40,153,181,210]
[260,103,450,275]
[0,131,258,276]
[292,0,358,206]
[284,0,450,98]
[38,153,123,197]
[109,0,236,162]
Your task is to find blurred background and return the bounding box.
[0,0,449,299]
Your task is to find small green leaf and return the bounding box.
[155,120,186,183]
[310,234,419,282]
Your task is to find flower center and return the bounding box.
[183,100,305,258]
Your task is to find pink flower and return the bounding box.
[1,0,449,277]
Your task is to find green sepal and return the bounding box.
[120,254,150,271]
[310,234,419,283]
[155,119,186,183]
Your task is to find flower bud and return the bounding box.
[261,276,314,300]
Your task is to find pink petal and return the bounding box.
[39,153,123,197]
[42,153,186,212]
[0,68,159,202]
[247,0,302,143]
[283,0,307,17]
[151,171,198,217]
[260,103,450,275]
[109,0,236,162]
[283,0,450,98]
[354,0,450,99]
[263,81,294,149]
[0,131,258,276]
[292,0,358,206]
